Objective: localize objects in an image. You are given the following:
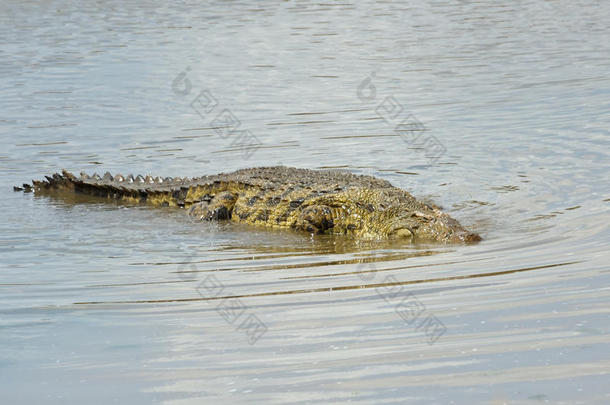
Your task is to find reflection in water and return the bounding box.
[74,260,580,305]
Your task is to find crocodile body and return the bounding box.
[17,166,481,243]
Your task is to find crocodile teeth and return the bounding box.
[102,172,113,181]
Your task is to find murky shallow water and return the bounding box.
[1,0,610,403]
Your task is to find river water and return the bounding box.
[1,0,609,403]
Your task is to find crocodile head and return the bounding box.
[303,188,481,243]
[385,206,481,243]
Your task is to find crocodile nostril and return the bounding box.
[454,231,482,243]
[464,232,482,243]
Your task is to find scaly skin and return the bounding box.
[16,166,481,243]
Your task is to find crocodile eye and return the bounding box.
[394,228,413,238]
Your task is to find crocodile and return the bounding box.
[15,166,481,243]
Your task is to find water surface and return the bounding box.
[1,0,609,403]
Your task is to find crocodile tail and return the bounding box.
[13,170,78,194]
[15,170,189,207]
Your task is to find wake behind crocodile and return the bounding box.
[15,166,481,243]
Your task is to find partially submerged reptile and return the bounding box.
[15,166,481,243]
